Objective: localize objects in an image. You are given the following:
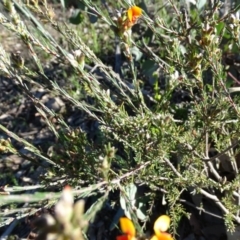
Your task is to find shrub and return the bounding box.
[0,0,240,239]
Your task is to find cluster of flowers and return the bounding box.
[117,215,173,240]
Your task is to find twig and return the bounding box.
[179,199,224,219]
[114,37,122,76]
[200,189,240,224]
[0,219,18,240]
[163,157,185,179]
[228,72,240,85]
[204,132,222,182]
[201,140,239,162]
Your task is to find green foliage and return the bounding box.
[1,0,240,239]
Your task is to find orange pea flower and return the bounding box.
[127,6,142,25]
[113,5,142,39]
[117,215,173,240]
[124,6,142,30]
[117,217,136,240]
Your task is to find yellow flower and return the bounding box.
[151,215,173,240]
[154,215,171,233]
[117,215,173,240]
[150,234,173,240]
